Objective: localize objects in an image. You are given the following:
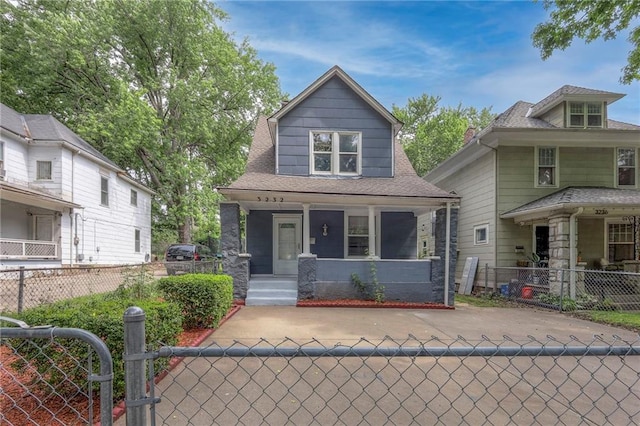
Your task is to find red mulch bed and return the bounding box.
[296,299,454,309]
[1,304,242,426]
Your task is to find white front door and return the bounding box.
[273,215,302,275]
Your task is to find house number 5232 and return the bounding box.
[257,196,284,202]
[595,209,608,215]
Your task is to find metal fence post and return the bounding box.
[484,263,489,294]
[124,306,147,425]
[17,266,25,314]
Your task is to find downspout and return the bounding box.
[444,201,452,306]
[69,210,74,266]
[569,207,584,299]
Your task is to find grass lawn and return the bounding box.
[456,294,640,332]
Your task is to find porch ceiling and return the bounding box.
[1,181,81,210]
[221,188,454,215]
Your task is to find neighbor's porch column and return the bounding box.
[368,205,376,257]
[302,203,311,255]
[548,213,570,296]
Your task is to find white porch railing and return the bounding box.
[0,238,58,259]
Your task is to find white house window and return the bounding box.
[310,131,361,175]
[568,102,603,128]
[474,224,489,245]
[101,176,109,206]
[134,229,141,253]
[617,148,636,187]
[536,147,557,187]
[34,215,53,241]
[36,161,52,180]
[347,215,368,257]
[130,189,138,206]
[607,222,634,262]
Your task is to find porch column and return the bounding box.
[368,205,376,257]
[220,202,250,299]
[302,203,311,255]
[548,214,570,296]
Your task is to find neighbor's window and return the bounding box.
[130,189,138,206]
[347,215,368,257]
[536,147,557,187]
[311,131,361,175]
[608,222,634,262]
[36,161,52,180]
[568,102,603,128]
[134,229,141,253]
[101,176,109,206]
[474,224,489,245]
[617,148,636,187]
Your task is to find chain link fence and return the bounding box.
[0,317,113,425]
[484,266,640,311]
[122,309,640,426]
[0,264,154,314]
[163,260,220,276]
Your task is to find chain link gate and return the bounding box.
[123,308,640,425]
[0,317,114,425]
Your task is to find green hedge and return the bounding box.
[157,273,233,329]
[11,294,182,401]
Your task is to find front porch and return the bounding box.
[221,203,457,306]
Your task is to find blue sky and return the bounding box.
[219,0,639,125]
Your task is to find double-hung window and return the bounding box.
[134,229,141,253]
[536,147,557,187]
[347,215,368,257]
[36,161,52,180]
[311,131,361,175]
[130,189,138,206]
[101,176,109,206]
[568,102,603,128]
[617,148,636,187]
[607,222,634,262]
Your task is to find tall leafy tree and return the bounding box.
[0,0,282,243]
[532,0,640,84]
[393,95,495,176]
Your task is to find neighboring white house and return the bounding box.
[0,103,153,269]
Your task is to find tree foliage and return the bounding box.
[393,95,495,176]
[0,0,282,242]
[532,0,640,84]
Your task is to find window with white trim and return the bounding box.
[36,161,52,180]
[607,222,634,262]
[617,148,636,187]
[347,215,368,257]
[568,102,603,128]
[474,224,489,245]
[135,229,141,253]
[100,176,109,206]
[310,131,361,175]
[130,189,138,206]
[536,147,557,187]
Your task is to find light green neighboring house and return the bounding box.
[426,85,640,289]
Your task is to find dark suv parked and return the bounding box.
[164,243,214,275]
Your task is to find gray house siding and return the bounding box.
[309,210,344,258]
[381,212,417,259]
[278,76,393,177]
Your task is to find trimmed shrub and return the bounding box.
[12,294,182,401]
[157,273,233,329]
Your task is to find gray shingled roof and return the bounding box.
[1,103,119,168]
[501,186,640,218]
[224,116,457,200]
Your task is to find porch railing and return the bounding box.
[0,238,58,259]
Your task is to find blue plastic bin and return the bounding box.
[500,284,509,297]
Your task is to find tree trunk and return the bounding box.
[178,217,192,243]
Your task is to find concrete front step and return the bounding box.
[246,278,298,306]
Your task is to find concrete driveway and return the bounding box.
[207,303,639,345]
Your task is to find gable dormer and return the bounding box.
[527,85,624,129]
[267,66,402,178]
